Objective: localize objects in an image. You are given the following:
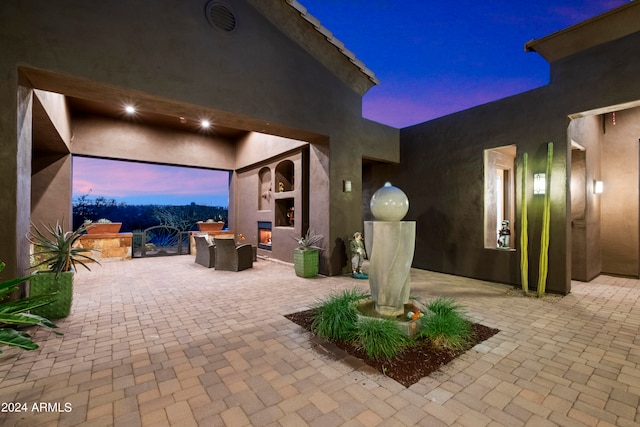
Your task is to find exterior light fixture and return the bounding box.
[594,180,603,194]
[124,105,136,114]
[533,173,546,195]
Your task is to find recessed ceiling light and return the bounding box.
[124,105,136,114]
[179,116,187,124]
[201,120,211,128]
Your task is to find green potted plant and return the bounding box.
[0,261,61,353]
[27,222,99,319]
[85,218,122,234]
[291,229,323,278]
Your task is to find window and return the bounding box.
[484,145,516,249]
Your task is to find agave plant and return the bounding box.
[0,261,61,353]
[291,229,323,250]
[27,222,99,277]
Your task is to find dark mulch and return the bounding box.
[284,309,499,387]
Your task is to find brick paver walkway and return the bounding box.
[0,256,638,426]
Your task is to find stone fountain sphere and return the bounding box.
[370,182,409,221]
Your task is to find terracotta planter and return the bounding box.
[294,248,319,278]
[86,222,122,234]
[197,222,225,232]
[29,271,74,319]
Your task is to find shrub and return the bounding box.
[417,297,472,349]
[311,288,368,341]
[426,297,463,316]
[354,318,410,360]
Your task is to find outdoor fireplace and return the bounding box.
[258,221,272,250]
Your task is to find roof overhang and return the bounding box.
[248,0,379,96]
[525,1,640,63]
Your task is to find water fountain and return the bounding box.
[359,182,423,336]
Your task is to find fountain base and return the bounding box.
[354,298,427,338]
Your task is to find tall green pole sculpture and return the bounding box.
[520,153,528,294]
[537,142,553,297]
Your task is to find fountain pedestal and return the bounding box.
[364,221,416,316]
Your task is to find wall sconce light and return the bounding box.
[343,180,352,192]
[594,180,603,194]
[533,173,546,195]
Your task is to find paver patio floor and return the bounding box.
[1,255,639,426]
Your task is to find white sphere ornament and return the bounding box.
[370,182,409,221]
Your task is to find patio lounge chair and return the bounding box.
[214,236,253,271]
[194,235,215,268]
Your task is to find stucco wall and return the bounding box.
[0,0,399,277]
[568,115,602,281]
[72,115,238,171]
[234,150,304,263]
[388,91,568,292]
[601,107,640,276]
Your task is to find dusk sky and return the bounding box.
[73,0,630,206]
[73,157,230,207]
[302,0,631,128]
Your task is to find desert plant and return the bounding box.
[354,317,410,360]
[96,218,112,223]
[291,229,323,250]
[417,297,472,350]
[0,261,61,353]
[27,222,99,277]
[311,288,368,341]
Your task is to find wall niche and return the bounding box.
[275,160,294,193]
[258,167,272,211]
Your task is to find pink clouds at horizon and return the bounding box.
[73,157,228,204]
[363,74,549,128]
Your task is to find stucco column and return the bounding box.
[0,78,32,279]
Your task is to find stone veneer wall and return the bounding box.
[78,234,133,262]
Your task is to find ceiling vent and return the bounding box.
[206,1,237,33]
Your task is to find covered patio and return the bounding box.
[1,257,639,426]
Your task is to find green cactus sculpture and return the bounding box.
[537,142,553,297]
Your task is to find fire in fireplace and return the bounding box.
[258,221,272,250]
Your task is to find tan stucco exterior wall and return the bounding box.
[568,115,602,282]
[601,107,640,276]
[0,0,398,278]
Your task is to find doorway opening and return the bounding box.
[568,102,640,280]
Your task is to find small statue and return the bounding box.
[278,181,285,192]
[349,232,368,279]
[261,184,272,201]
[498,220,511,248]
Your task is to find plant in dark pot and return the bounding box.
[27,222,99,319]
[291,229,323,278]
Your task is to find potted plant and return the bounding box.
[0,261,61,353]
[27,222,100,319]
[291,229,323,278]
[85,218,122,234]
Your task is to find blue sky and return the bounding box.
[302,0,630,127]
[73,0,630,205]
